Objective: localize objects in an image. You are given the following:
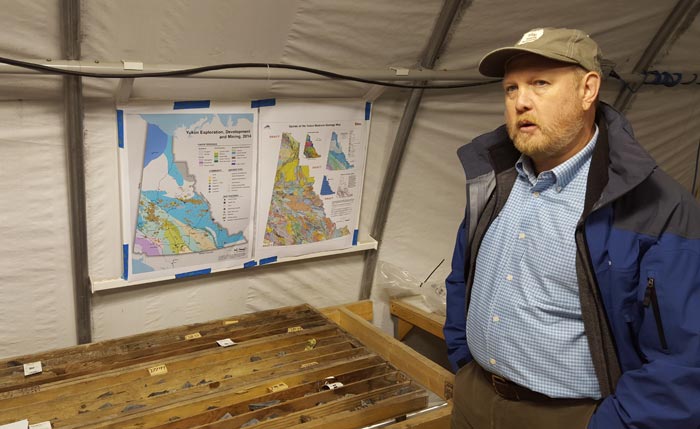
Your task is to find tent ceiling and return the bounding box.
[435,0,676,72]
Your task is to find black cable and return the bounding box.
[0,56,501,90]
[609,69,641,93]
[611,69,700,89]
[419,258,445,287]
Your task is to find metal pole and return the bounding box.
[613,0,700,112]
[62,0,92,344]
[359,0,468,300]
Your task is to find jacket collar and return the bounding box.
[457,102,657,208]
[594,102,656,209]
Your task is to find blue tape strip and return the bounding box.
[175,268,212,278]
[259,256,278,265]
[173,100,211,110]
[251,98,276,109]
[117,110,124,148]
[365,102,371,120]
[243,260,258,268]
[353,229,359,246]
[122,244,128,280]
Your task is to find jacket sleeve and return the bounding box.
[444,217,473,372]
[589,235,700,428]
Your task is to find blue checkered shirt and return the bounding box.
[466,126,602,399]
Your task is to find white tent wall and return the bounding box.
[626,87,700,191]
[0,1,63,99]
[0,100,77,355]
[80,0,299,100]
[0,3,77,358]
[1,0,699,359]
[368,87,502,333]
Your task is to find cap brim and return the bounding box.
[478,47,580,77]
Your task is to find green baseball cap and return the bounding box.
[478,27,602,77]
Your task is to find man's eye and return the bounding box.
[533,80,548,87]
[505,85,517,94]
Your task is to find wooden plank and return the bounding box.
[0,318,334,408]
[0,302,450,429]
[3,343,372,424]
[4,342,361,423]
[396,318,414,340]
[0,306,323,391]
[0,304,313,370]
[0,301,362,389]
[148,368,403,429]
[28,315,328,389]
[334,306,454,400]
[382,403,453,429]
[233,384,426,429]
[283,389,429,429]
[65,356,389,429]
[334,301,453,429]
[320,300,373,322]
[188,378,417,429]
[390,297,445,340]
[0,325,342,406]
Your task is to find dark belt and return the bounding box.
[479,365,555,402]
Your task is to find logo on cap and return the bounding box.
[517,29,544,45]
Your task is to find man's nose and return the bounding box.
[515,89,533,112]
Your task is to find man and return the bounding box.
[444,27,700,428]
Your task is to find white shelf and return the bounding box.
[91,237,378,293]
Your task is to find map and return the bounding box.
[120,106,256,280]
[320,175,335,196]
[264,133,349,246]
[326,131,353,170]
[303,134,321,159]
[256,100,369,259]
[115,100,369,285]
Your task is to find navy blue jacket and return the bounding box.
[444,103,700,428]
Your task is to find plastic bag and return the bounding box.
[376,260,446,316]
[423,281,447,316]
[376,260,422,299]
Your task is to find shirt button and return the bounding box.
[556,186,562,192]
[533,192,540,198]
[492,315,500,322]
[489,358,497,365]
[518,232,526,239]
[506,274,513,281]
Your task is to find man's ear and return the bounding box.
[580,71,601,110]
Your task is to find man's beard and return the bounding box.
[507,102,585,159]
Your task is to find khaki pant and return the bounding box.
[450,362,598,429]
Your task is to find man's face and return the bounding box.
[503,54,587,160]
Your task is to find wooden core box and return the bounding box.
[0,302,453,428]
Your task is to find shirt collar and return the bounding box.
[515,124,599,190]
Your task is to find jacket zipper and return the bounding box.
[643,277,668,350]
[465,183,499,313]
[575,224,619,395]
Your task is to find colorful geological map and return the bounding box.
[264,132,349,246]
[303,134,321,159]
[326,131,353,170]
[134,115,248,261]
